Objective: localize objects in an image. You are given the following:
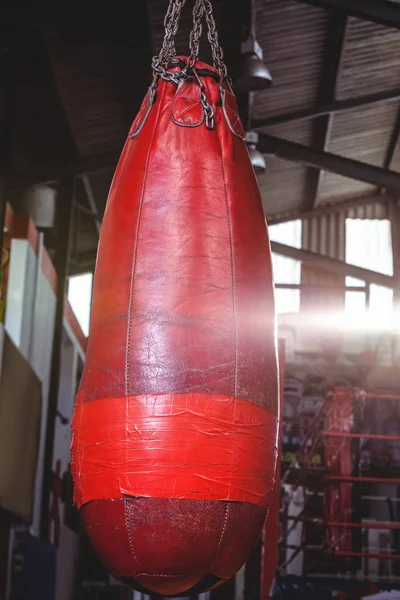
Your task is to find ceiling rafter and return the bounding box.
[270,241,394,288]
[268,192,393,225]
[81,175,101,235]
[383,103,400,171]
[293,0,400,30]
[258,133,400,192]
[35,29,104,261]
[251,88,400,129]
[306,11,348,210]
[17,132,400,198]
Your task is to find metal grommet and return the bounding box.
[184,97,191,103]
[184,116,191,123]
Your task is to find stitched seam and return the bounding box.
[217,129,238,397]
[171,82,197,115]
[124,499,138,564]
[125,83,165,396]
[130,93,150,136]
[230,110,241,129]
[221,90,246,141]
[132,105,147,133]
[171,112,205,128]
[227,106,243,135]
[209,504,230,572]
[176,100,200,119]
[75,396,84,498]
[171,81,183,116]
[172,81,202,123]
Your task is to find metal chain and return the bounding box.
[189,0,229,80]
[203,0,228,79]
[188,0,205,67]
[192,66,215,129]
[154,0,187,69]
[153,0,229,83]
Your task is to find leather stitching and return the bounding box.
[129,92,151,137]
[228,109,242,132]
[175,100,201,120]
[172,82,203,126]
[227,107,244,136]
[124,499,138,565]
[217,128,239,396]
[209,504,230,572]
[221,89,246,141]
[125,83,166,397]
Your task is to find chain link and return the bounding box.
[155,0,187,69]
[153,0,229,82]
[188,0,205,67]
[202,0,228,80]
[192,65,215,129]
[188,0,229,79]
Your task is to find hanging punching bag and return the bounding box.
[71,0,279,596]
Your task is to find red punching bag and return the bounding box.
[71,0,279,596]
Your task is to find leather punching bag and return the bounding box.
[71,1,279,596]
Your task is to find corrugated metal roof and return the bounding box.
[316,101,400,204]
[326,102,399,166]
[347,202,388,220]
[45,6,152,157]
[302,212,346,260]
[336,17,400,101]
[252,0,329,119]
[259,120,315,217]
[260,116,314,144]
[301,211,346,312]
[392,144,400,173]
[316,173,376,204]
[260,159,311,217]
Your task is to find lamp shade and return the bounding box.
[235,53,272,93]
[248,143,267,174]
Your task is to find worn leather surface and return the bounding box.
[75,58,278,597]
[82,498,267,595]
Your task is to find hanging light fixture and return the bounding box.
[235,0,272,92]
[246,130,266,174]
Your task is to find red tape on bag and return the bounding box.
[71,393,278,509]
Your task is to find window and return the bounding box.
[269,220,302,314]
[68,273,93,337]
[345,218,393,319]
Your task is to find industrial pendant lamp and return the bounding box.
[245,92,267,174]
[235,0,272,92]
[247,130,266,174]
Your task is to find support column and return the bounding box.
[389,200,400,310]
[40,178,75,541]
[0,29,16,254]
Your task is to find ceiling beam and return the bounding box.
[308,12,348,210]
[10,149,120,189]
[268,192,392,225]
[383,104,400,171]
[0,27,16,254]
[40,177,76,541]
[389,201,400,306]
[251,87,400,130]
[82,175,102,235]
[293,0,400,30]
[258,134,400,192]
[270,241,394,288]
